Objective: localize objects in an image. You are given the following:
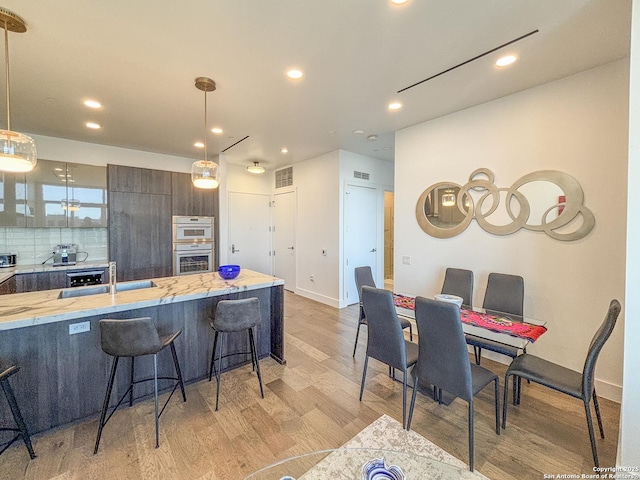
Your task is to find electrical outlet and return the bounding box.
[69,321,90,335]
[402,255,411,265]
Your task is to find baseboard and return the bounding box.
[295,288,341,308]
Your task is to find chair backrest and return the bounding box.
[213,297,261,332]
[355,266,376,303]
[582,299,621,399]
[482,272,524,316]
[414,296,473,401]
[100,317,162,357]
[361,286,407,370]
[441,268,474,306]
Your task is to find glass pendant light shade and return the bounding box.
[61,198,81,211]
[0,9,37,173]
[0,129,37,172]
[191,159,220,189]
[441,192,456,207]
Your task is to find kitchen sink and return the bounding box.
[57,280,158,299]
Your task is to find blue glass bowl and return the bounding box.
[218,264,241,280]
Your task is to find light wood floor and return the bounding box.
[1,291,620,479]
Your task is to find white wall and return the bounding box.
[619,0,640,468]
[395,59,629,402]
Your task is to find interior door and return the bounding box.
[228,192,272,274]
[273,190,296,291]
[344,184,379,305]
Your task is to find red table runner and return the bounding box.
[393,293,547,343]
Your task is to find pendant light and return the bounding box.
[441,190,456,207]
[191,77,220,189]
[247,161,265,174]
[0,8,36,173]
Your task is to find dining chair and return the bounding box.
[353,266,412,357]
[406,296,500,472]
[502,299,621,468]
[466,272,524,365]
[359,286,419,428]
[441,267,474,306]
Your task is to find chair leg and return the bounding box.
[408,324,413,342]
[407,377,418,431]
[494,378,500,435]
[502,373,511,429]
[402,369,408,428]
[214,334,224,411]
[248,327,264,399]
[129,357,135,407]
[209,330,219,382]
[0,377,36,459]
[94,356,119,454]
[584,399,600,468]
[353,317,363,358]
[468,400,475,472]
[474,346,481,365]
[169,341,187,402]
[593,390,605,438]
[359,356,369,401]
[153,353,159,448]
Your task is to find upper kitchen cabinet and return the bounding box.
[0,171,28,227]
[25,159,108,228]
[108,165,172,195]
[171,172,218,217]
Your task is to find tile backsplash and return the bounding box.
[0,228,108,265]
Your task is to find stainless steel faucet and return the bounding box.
[108,261,117,295]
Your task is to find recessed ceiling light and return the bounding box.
[194,142,204,148]
[495,55,517,67]
[367,135,378,141]
[281,147,289,154]
[388,102,402,110]
[54,167,63,171]
[84,99,102,109]
[352,130,365,136]
[390,0,408,4]
[211,127,223,134]
[85,122,101,129]
[287,69,303,79]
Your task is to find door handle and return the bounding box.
[232,244,240,253]
[370,248,377,252]
[287,246,294,250]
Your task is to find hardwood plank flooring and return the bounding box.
[1,291,620,479]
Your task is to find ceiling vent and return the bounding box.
[354,170,370,181]
[275,166,293,188]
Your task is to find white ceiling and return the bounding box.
[0,0,631,171]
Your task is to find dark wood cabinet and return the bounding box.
[14,271,67,293]
[171,172,217,217]
[0,275,17,294]
[108,165,172,195]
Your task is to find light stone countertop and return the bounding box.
[0,269,284,331]
[0,261,110,284]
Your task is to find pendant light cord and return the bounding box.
[203,87,207,163]
[4,20,10,131]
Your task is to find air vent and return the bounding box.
[354,171,370,181]
[275,166,293,188]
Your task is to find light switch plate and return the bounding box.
[402,255,411,265]
[69,321,90,335]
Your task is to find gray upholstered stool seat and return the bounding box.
[94,317,186,454]
[209,297,264,411]
[0,361,35,459]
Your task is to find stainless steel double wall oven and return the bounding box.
[172,216,214,275]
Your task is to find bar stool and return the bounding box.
[0,362,35,459]
[94,317,186,454]
[209,297,264,411]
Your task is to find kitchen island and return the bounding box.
[0,269,284,435]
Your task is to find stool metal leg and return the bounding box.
[94,356,119,454]
[248,327,264,398]
[129,357,135,407]
[153,353,159,449]
[169,342,187,402]
[214,334,224,411]
[208,330,219,382]
[0,377,36,459]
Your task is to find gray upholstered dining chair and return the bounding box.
[502,299,621,468]
[95,317,186,453]
[406,296,500,472]
[466,272,524,365]
[353,266,412,357]
[359,286,418,428]
[441,267,474,306]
